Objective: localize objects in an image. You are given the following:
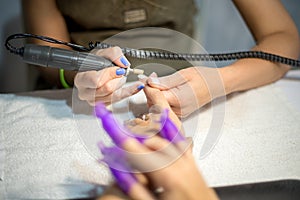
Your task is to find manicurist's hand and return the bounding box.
[74,47,145,105]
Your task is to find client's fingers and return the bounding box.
[143,85,170,109]
[144,136,170,150]
[95,103,180,173]
[147,70,188,90]
[144,86,182,131]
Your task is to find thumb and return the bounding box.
[147,71,188,90]
[143,86,170,109]
[144,86,182,129]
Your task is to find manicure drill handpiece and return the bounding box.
[23,44,114,71]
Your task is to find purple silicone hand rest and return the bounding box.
[94,103,145,145]
[98,142,137,194]
[160,109,185,143]
[95,103,141,194]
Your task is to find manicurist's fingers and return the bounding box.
[74,67,127,89]
[93,46,130,68]
[94,81,145,104]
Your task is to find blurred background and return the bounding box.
[0,0,299,93]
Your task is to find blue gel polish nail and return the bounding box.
[116,68,126,75]
[120,57,130,66]
[137,85,145,90]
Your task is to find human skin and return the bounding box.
[22,0,300,116]
[147,0,300,117]
[74,47,144,105]
[97,86,219,200]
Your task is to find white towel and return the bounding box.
[0,80,299,199]
[0,93,111,199]
[0,128,4,181]
[191,83,300,187]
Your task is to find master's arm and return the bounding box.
[22,0,76,87]
[221,0,300,94]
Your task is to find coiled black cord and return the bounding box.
[91,42,300,68]
[5,33,300,68]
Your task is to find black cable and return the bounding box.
[91,42,300,68]
[5,33,300,68]
[5,33,89,57]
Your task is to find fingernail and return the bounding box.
[116,68,126,76]
[149,77,160,85]
[120,56,130,66]
[149,72,158,78]
[137,84,145,90]
[138,74,147,80]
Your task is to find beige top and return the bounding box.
[56,0,197,46]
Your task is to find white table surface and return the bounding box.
[0,71,299,199]
[195,79,300,187]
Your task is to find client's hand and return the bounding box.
[74,47,144,105]
[125,86,182,137]
[147,67,226,118]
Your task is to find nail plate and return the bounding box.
[120,56,130,66]
[149,72,158,78]
[137,84,145,90]
[116,68,126,75]
[149,77,160,85]
[138,74,148,80]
